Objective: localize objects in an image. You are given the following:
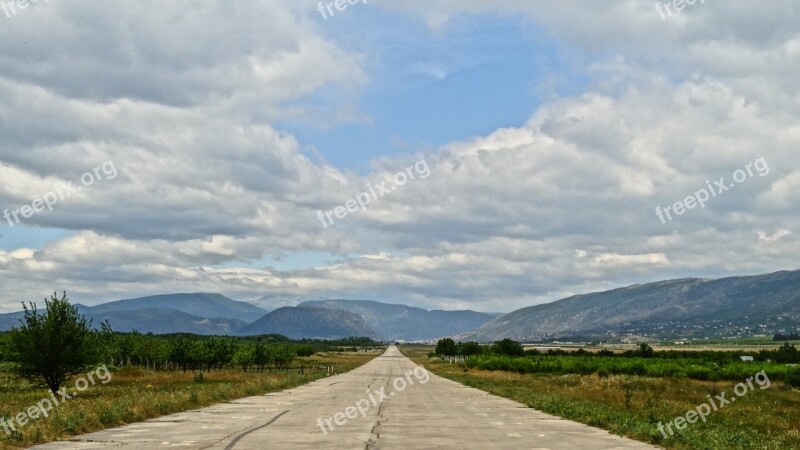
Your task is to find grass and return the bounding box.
[402,346,800,450]
[0,350,380,449]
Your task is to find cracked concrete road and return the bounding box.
[32,346,658,449]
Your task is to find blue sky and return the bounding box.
[0,1,798,312]
[279,11,587,172]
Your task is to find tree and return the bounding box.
[233,345,254,372]
[10,292,98,394]
[775,342,799,363]
[491,338,524,357]
[456,341,483,356]
[272,345,295,371]
[435,338,457,356]
[637,343,654,358]
[253,343,270,372]
[169,337,192,372]
[0,332,12,362]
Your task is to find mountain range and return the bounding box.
[465,270,800,341]
[0,293,263,335]
[236,306,382,339]
[0,293,493,340]
[1,269,799,341]
[297,299,495,341]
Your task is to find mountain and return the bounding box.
[0,293,263,335]
[466,270,800,342]
[0,311,24,331]
[87,293,266,323]
[85,308,246,334]
[237,306,381,339]
[0,306,245,335]
[298,299,494,341]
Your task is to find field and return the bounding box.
[0,350,381,449]
[402,345,800,450]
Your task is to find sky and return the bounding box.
[0,1,798,313]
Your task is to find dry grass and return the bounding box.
[0,350,380,449]
[401,346,800,450]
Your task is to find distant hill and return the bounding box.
[298,299,494,341]
[466,270,800,342]
[236,306,381,339]
[0,293,264,335]
[0,311,23,331]
[85,308,246,334]
[0,306,245,335]
[87,293,266,323]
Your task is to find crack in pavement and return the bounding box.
[366,367,393,449]
[199,409,290,450]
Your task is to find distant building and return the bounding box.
[740,356,754,362]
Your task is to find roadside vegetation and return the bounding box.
[403,339,800,450]
[0,293,382,449]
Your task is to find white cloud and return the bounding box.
[1,1,799,313]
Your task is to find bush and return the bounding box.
[294,345,315,357]
[492,338,525,357]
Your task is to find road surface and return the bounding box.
[34,346,658,449]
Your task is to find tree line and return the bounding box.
[436,338,800,364]
[0,292,381,393]
[434,338,800,385]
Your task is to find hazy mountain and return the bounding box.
[467,270,800,342]
[87,293,266,323]
[0,293,263,334]
[237,306,381,339]
[298,299,494,341]
[0,306,245,335]
[0,311,23,331]
[86,308,246,334]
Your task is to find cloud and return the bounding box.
[1,1,799,312]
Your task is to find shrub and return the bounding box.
[492,338,525,357]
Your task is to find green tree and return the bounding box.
[435,338,457,356]
[0,332,12,362]
[253,343,270,372]
[232,345,254,372]
[169,337,192,372]
[272,345,295,371]
[491,338,524,357]
[456,341,483,356]
[637,343,654,358]
[10,292,98,394]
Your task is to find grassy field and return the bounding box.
[402,345,800,450]
[0,350,381,449]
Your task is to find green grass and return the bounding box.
[402,346,800,450]
[0,350,380,449]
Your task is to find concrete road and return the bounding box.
[33,346,658,449]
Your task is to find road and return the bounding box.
[34,346,658,449]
